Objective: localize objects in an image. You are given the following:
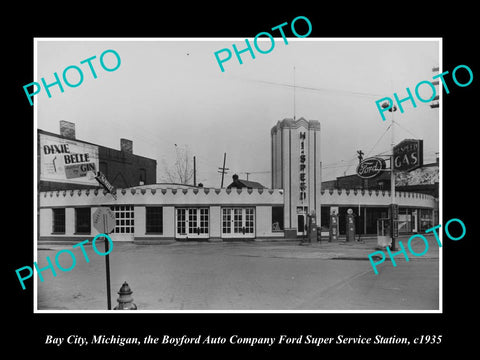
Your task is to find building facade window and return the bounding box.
[75,208,91,234]
[419,208,433,232]
[146,207,163,233]
[272,206,284,231]
[110,205,135,233]
[52,208,65,234]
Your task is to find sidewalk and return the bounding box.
[37,234,440,261]
[295,234,440,260]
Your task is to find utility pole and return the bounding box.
[390,107,397,251]
[357,150,365,190]
[357,150,364,163]
[218,153,229,188]
[245,172,251,180]
[357,149,364,239]
[431,66,440,108]
[382,97,398,250]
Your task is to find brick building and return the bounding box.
[38,121,157,192]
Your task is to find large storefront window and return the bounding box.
[52,208,65,234]
[110,205,134,234]
[272,206,284,231]
[75,208,91,234]
[398,208,413,234]
[146,207,163,234]
[419,208,433,232]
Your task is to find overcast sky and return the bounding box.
[36,38,440,187]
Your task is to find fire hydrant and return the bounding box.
[113,281,137,310]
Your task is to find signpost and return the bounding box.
[388,107,398,250]
[392,138,423,247]
[391,203,399,238]
[93,207,116,310]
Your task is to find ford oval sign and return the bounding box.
[356,157,386,179]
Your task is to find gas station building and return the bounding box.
[38,118,437,242]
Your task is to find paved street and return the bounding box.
[36,235,440,311]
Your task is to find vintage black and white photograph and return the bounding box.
[33,38,441,312]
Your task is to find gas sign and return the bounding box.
[393,139,423,172]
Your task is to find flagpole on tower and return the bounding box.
[293,66,296,120]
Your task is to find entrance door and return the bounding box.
[176,207,209,239]
[222,208,255,239]
[296,206,308,236]
[412,210,418,233]
[297,214,306,236]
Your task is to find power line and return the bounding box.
[239,170,270,180]
[245,78,383,99]
[321,163,357,170]
[239,170,270,174]
[339,155,360,176]
[366,123,392,158]
[394,121,420,139]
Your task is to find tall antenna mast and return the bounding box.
[293,66,296,120]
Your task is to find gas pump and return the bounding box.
[306,210,317,242]
[329,211,339,242]
[346,208,356,242]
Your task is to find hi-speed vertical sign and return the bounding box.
[39,133,99,185]
[393,139,423,172]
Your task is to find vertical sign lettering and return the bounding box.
[299,132,306,201]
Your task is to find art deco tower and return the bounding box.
[271,118,321,236]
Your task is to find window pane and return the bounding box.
[146,207,163,233]
[75,208,91,233]
[52,208,66,233]
[272,206,284,231]
[108,205,135,234]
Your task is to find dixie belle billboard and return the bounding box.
[39,133,99,185]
